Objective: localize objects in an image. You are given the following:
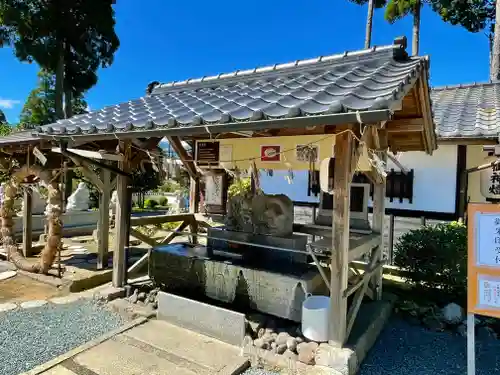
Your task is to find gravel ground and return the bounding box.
[0,299,126,375]
[242,317,500,375]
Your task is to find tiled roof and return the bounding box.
[30,37,427,140]
[432,82,500,139]
[0,131,40,147]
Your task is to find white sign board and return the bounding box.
[205,175,223,206]
[478,276,500,310]
[475,212,500,267]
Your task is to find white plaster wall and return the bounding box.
[259,145,458,214]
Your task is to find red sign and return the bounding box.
[261,145,281,162]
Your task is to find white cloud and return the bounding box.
[0,98,21,109]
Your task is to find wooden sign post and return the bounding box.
[467,204,500,375]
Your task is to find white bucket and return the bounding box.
[301,295,330,342]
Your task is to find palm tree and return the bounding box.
[350,0,388,49]
[385,0,423,55]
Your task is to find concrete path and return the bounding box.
[37,319,249,375]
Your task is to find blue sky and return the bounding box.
[0,0,491,123]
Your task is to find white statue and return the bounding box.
[66,182,90,211]
[109,190,118,216]
[29,187,47,215]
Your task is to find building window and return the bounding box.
[386,169,414,203]
[353,169,415,203]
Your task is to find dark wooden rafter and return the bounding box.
[167,136,198,179]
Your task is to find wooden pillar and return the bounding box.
[329,131,354,347]
[97,166,111,270]
[189,177,200,214]
[64,166,74,207]
[22,188,32,257]
[112,141,131,288]
[371,152,386,301]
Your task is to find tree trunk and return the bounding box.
[412,0,421,56]
[490,0,500,81]
[64,42,73,119]
[55,41,65,120]
[364,0,375,49]
[2,176,62,274]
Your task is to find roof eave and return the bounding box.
[36,109,393,144]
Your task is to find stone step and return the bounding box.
[122,319,244,373]
[52,319,248,375]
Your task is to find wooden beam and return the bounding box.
[386,118,424,133]
[167,136,198,179]
[61,149,130,177]
[159,220,190,245]
[130,214,195,227]
[189,177,200,214]
[112,141,131,288]
[22,189,32,257]
[371,151,386,301]
[129,228,159,248]
[97,166,111,270]
[52,147,123,161]
[346,245,382,338]
[329,130,355,347]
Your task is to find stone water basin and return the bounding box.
[149,242,325,322]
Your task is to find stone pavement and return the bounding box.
[35,319,249,375]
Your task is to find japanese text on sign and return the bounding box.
[490,163,500,195]
[478,276,500,309]
[475,213,500,267]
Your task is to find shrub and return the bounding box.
[144,199,159,209]
[394,221,467,300]
[158,197,169,206]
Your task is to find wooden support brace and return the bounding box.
[346,245,382,338]
[159,221,189,245]
[129,228,159,248]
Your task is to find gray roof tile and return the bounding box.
[432,82,500,139]
[30,37,427,138]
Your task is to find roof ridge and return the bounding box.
[432,81,500,92]
[148,37,410,95]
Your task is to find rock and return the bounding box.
[296,336,304,344]
[422,316,445,332]
[262,333,274,344]
[0,270,17,281]
[137,292,146,302]
[441,303,464,325]
[276,343,287,354]
[270,342,277,351]
[297,342,308,354]
[247,313,268,335]
[275,332,290,346]
[286,337,298,352]
[457,324,467,337]
[242,335,253,347]
[150,301,158,309]
[298,348,316,365]
[307,342,319,351]
[264,327,275,335]
[254,338,265,348]
[283,349,298,361]
[257,328,265,338]
[128,289,138,304]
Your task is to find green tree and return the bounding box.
[349,0,387,48]
[0,0,119,119]
[0,109,6,124]
[18,69,88,130]
[131,164,162,209]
